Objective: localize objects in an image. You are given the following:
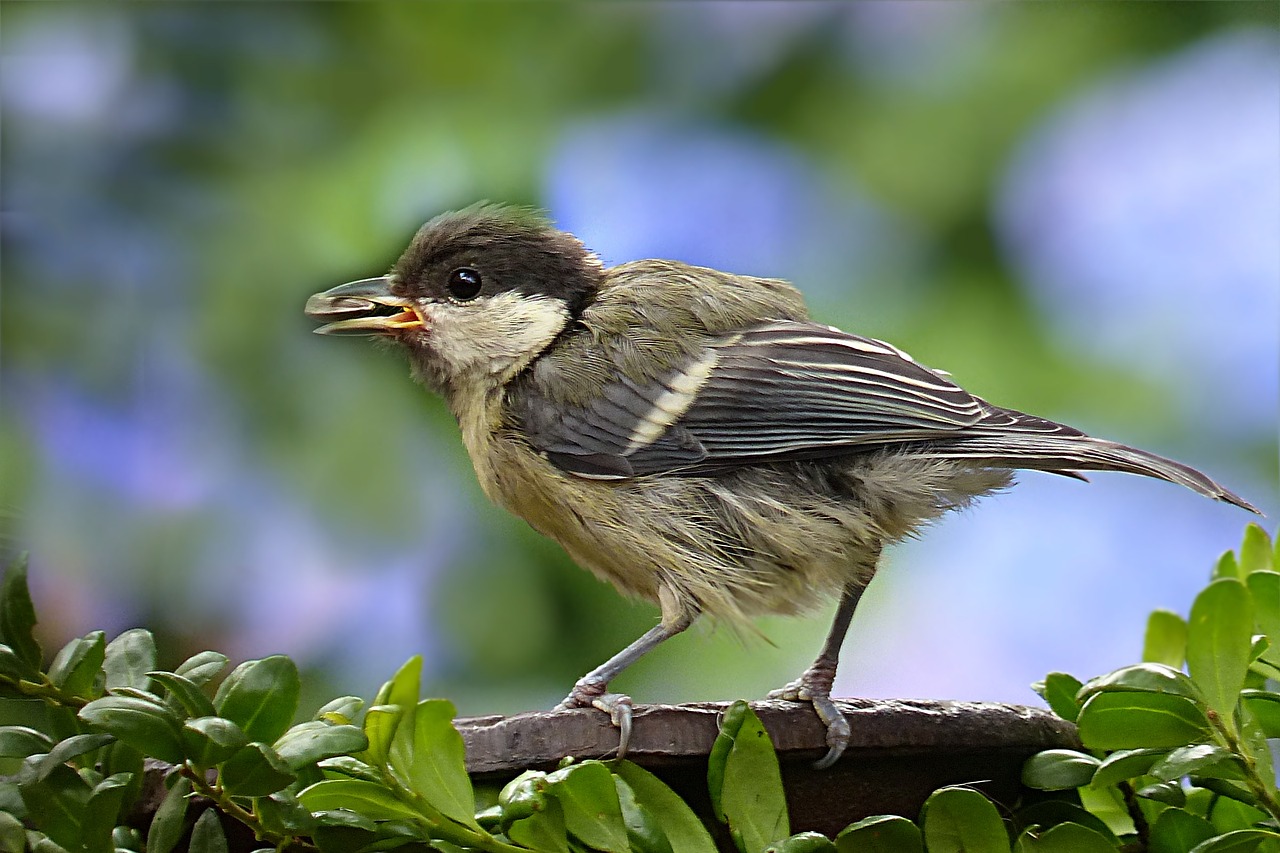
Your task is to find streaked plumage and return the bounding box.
[306,204,1256,768]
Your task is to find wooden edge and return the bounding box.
[457,698,1080,774]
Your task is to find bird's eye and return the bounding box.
[446,267,483,301]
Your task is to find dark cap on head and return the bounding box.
[393,203,603,317]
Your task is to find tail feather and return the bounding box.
[915,434,1260,514]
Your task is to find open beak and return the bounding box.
[305,277,425,336]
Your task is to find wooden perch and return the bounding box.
[458,699,1079,837]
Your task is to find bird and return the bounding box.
[305,203,1257,768]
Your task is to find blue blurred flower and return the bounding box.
[11,346,451,686]
[841,472,1262,703]
[995,29,1280,435]
[545,113,913,303]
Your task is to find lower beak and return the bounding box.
[304,277,425,336]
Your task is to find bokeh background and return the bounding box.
[2,2,1277,720]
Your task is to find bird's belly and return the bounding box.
[480,436,904,623]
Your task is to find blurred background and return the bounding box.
[2,2,1277,720]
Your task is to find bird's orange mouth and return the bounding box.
[305,277,425,336]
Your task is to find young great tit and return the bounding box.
[305,203,1257,768]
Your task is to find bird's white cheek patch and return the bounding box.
[424,292,570,380]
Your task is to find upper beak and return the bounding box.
[304,277,425,336]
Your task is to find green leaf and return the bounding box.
[189,808,229,853]
[47,631,106,700]
[545,761,629,853]
[768,832,837,853]
[220,742,296,797]
[364,704,407,772]
[614,775,676,853]
[1187,579,1253,724]
[1239,525,1273,575]
[311,807,378,830]
[181,716,248,768]
[317,755,382,782]
[835,815,923,853]
[31,837,72,853]
[1137,781,1187,806]
[0,555,42,677]
[35,732,115,780]
[1078,663,1202,702]
[98,737,142,824]
[0,725,54,759]
[18,760,89,849]
[102,629,156,693]
[1250,656,1280,683]
[1012,801,1117,844]
[1214,551,1241,582]
[1089,748,1168,789]
[920,787,1010,853]
[213,656,300,744]
[113,825,144,850]
[508,797,570,853]
[149,671,218,719]
[1021,749,1100,790]
[1145,610,1190,669]
[1192,776,1259,809]
[707,700,743,821]
[0,644,26,683]
[174,651,229,686]
[1032,673,1084,723]
[499,770,549,825]
[381,657,422,778]
[1237,695,1275,785]
[272,720,368,770]
[1077,692,1211,750]
[310,811,379,853]
[83,772,132,853]
[1148,807,1214,853]
[1014,823,1115,853]
[315,695,364,725]
[1206,792,1266,832]
[711,702,789,853]
[147,775,193,853]
[1247,572,1280,666]
[1250,635,1272,665]
[1190,829,1280,853]
[611,761,717,853]
[401,699,476,828]
[78,694,185,763]
[256,790,317,836]
[0,812,24,853]
[298,778,424,822]
[1078,783,1136,837]
[1150,744,1246,782]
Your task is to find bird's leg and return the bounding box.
[556,593,695,758]
[768,579,867,769]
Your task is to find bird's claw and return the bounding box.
[768,675,849,769]
[556,684,633,759]
[766,679,806,702]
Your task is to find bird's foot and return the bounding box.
[555,680,633,759]
[767,665,850,770]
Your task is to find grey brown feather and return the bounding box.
[512,318,1256,513]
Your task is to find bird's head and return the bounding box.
[305,203,602,394]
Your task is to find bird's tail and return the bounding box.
[915,434,1260,514]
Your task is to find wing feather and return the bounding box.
[508,319,1258,511]
[513,320,1048,476]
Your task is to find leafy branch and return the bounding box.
[2,525,1279,853]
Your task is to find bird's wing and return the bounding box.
[513,320,1082,479]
